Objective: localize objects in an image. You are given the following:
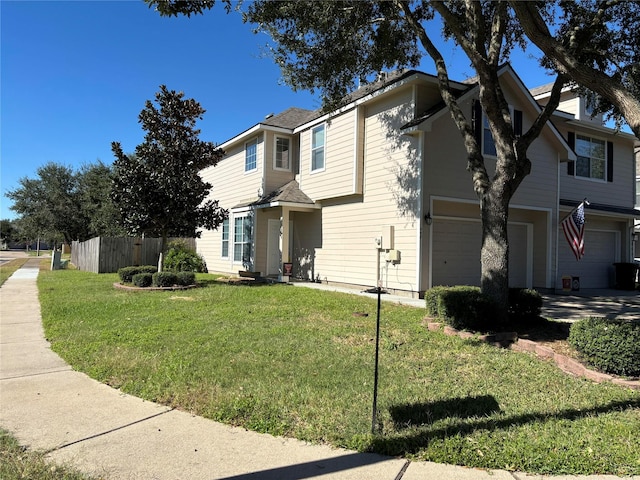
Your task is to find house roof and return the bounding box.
[262,107,317,130]
[233,180,317,210]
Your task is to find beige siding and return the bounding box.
[308,89,421,293]
[197,134,264,274]
[298,109,360,200]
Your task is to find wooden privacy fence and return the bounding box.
[71,237,196,273]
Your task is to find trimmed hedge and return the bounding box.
[176,271,196,286]
[425,286,543,331]
[152,271,178,288]
[132,273,153,288]
[568,317,640,377]
[424,286,499,331]
[118,265,158,284]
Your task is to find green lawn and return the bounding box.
[38,269,640,475]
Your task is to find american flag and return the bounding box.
[562,203,585,260]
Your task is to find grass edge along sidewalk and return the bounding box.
[38,268,640,476]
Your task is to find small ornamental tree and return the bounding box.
[111,86,227,269]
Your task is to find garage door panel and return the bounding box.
[558,230,617,289]
[432,220,528,288]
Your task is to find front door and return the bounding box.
[267,219,281,276]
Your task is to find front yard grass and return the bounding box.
[38,269,640,476]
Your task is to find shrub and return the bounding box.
[164,240,207,273]
[568,317,640,377]
[118,265,157,283]
[152,271,178,288]
[132,273,153,288]
[176,271,196,286]
[424,285,499,331]
[508,288,543,320]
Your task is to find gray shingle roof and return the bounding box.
[262,107,317,130]
[232,180,314,209]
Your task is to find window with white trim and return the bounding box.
[575,134,606,180]
[274,136,290,171]
[221,218,229,258]
[233,215,252,264]
[245,138,257,172]
[311,125,325,171]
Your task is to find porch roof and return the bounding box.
[233,180,320,210]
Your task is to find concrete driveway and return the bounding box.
[542,289,639,321]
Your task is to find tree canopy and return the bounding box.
[111,85,227,262]
[511,0,640,139]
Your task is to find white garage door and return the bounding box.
[432,220,529,288]
[558,229,617,289]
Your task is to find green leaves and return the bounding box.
[111,86,227,239]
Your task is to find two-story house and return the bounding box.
[197,64,639,297]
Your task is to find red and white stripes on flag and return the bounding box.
[561,202,586,260]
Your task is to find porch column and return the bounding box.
[281,207,291,282]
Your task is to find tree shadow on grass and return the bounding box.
[372,397,640,457]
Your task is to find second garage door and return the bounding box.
[558,229,618,289]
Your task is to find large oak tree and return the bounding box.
[147,0,572,322]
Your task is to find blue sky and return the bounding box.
[1,0,558,220]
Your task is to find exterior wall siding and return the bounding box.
[197,134,265,274]
[308,89,421,293]
[298,109,359,200]
[558,128,635,207]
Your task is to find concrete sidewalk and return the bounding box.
[1,260,637,480]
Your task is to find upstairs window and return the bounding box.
[575,135,606,180]
[311,125,325,171]
[245,138,257,172]
[274,136,290,171]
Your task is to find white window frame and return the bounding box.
[245,138,258,173]
[220,218,229,258]
[233,214,253,265]
[311,124,325,172]
[274,135,291,171]
[575,134,606,181]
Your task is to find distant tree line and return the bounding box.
[3,161,126,248]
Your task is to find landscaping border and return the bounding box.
[424,319,640,390]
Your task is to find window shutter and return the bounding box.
[607,141,613,182]
[567,131,575,176]
[472,99,482,145]
[513,109,523,137]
